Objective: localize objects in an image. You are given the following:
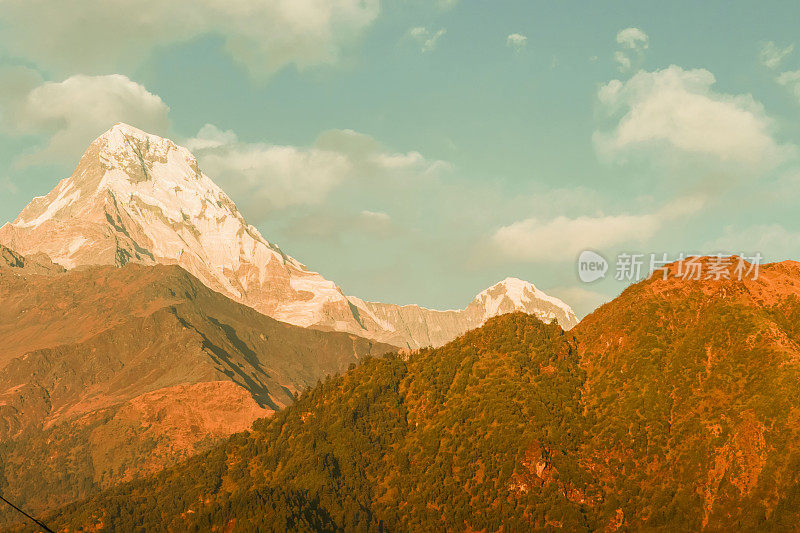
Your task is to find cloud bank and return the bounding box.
[0,0,380,78]
[490,196,705,263]
[0,67,170,166]
[595,65,789,168]
[186,124,449,221]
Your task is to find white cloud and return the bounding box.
[360,210,391,224]
[507,186,607,222]
[616,27,649,50]
[614,27,648,72]
[705,224,800,260]
[777,70,800,103]
[613,51,631,71]
[407,27,447,53]
[759,41,794,69]
[490,196,704,263]
[491,213,660,263]
[184,123,238,151]
[506,33,528,52]
[355,210,394,238]
[186,125,449,220]
[198,142,351,210]
[0,0,380,79]
[595,65,789,168]
[0,68,170,166]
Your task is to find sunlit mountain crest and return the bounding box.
[0,124,577,348]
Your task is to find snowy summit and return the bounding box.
[0,124,579,348]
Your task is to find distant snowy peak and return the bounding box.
[94,124,225,211]
[14,123,208,227]
[357,277,578,349]
[476,277,539,314]
[473,277,578,328]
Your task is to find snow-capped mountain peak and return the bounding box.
[0,124,332,318]
[94,124,222,216]
[101,122,169,148]
[0,124,579,348]
[486,277,537,304]
[474,276,577,327]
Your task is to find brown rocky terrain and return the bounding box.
[0,248,394,524]
[1,243,64,274]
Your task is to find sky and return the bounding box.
[1,0,800,317]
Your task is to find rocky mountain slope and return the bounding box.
[35,258,800,531]
[0,249,393,524]
[0,124,576,349]
[0,243,64,274]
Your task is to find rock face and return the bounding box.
[0,243,64,274]
[0,123,577,348]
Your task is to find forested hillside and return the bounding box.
[26,260,800,532]
[41,314,595,531]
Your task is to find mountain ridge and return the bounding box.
[0,247,395,522]
[0,123,578,349]
[34,256,800,531]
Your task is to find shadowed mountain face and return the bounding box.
[0,243,64,274]
[36,259,800,532]
[0,254,394,524]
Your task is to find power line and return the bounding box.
[0,494,55,533]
